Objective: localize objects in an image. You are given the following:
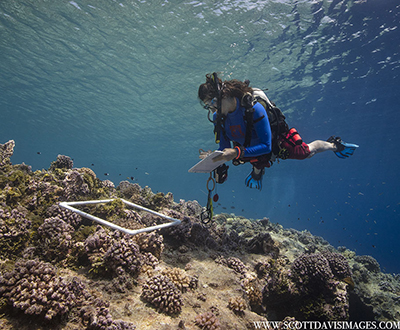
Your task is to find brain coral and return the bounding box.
[0,259,78,320]
[141,274,183,315]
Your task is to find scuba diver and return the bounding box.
[198,72,359,190]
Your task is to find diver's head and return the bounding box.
[198,73,223,111]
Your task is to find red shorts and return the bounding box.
[278,128,310,160]
[279,140,310,159]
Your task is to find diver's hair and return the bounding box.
[198,73,253,101]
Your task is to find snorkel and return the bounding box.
[211,72,223,144]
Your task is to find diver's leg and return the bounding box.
[307,140,336,158]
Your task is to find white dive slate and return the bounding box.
[188,151,226,173]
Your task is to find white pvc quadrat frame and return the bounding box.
[59,199,181,236]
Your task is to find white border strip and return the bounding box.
[59,199,181,235]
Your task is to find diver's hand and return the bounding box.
[199,149,213,160]
[212,148,238,162]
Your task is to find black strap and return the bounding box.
[244,108,254,148]
[212,72,224,144]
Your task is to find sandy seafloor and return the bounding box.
[0,140,399,330]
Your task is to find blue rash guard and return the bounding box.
[214,98,272,158]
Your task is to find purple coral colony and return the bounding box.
[0,140,399,329]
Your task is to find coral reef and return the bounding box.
[354,255,381,273]
[141,274,183,315]
[291,253,335,291]
[0,140,15,168]
[0,259,79,320]
[228,296,247,314]
[0,207,31,258]
[243,278,263,310]
[216,256,247,276]
[46,204,82,228]
[103,234,142,276]
[161,267,197,292]
[194,311,221,330]
[134,232,164,259]
[0,140,399,328]
[49,154,74,171]
[0,258,137,328]
[37,216,75,262]
[83,227,144,278]
[80,297,136,330]
[62,170,90,200]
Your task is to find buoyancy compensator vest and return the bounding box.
[252,89,289,142]
[242,87,289,156]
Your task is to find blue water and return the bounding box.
[1,0,399,273]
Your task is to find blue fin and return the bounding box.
[245,169,264,190]
[335,142,359,159]
[328,136,359,159]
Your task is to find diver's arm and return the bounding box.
[242,103,272,157]
[212,134,235,162]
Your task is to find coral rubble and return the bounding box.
[0,140,399,329]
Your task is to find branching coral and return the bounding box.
[0,140,15,168]
[49,155,74,171]
[85,226,113,256]
[0,259,78,320]
[84,227,143,277]
[103,234,142,276]
[0,207,31,258]
[134,232,164,259]
[354,255,381,273]
[322,251,352,279]
[0,259,137,327]
[291,253,334,291]
[247,232,280,258]
[26,178,63,209]
[47,204,82,228]
[62,170,90,200]
[141,274,183,315]
[194,311,221,330]
[117,181,142,200]
[242,279,263,309]
[162,267,197,293]
[228,296,247,314]
[37,216,75,262]
[139,252,160,277]
[260,252,352,320]
[176,199,203,217]
[80,297,136,329]
[291,252,352,292]
[220,256,247,276]
[112,209,144,231]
